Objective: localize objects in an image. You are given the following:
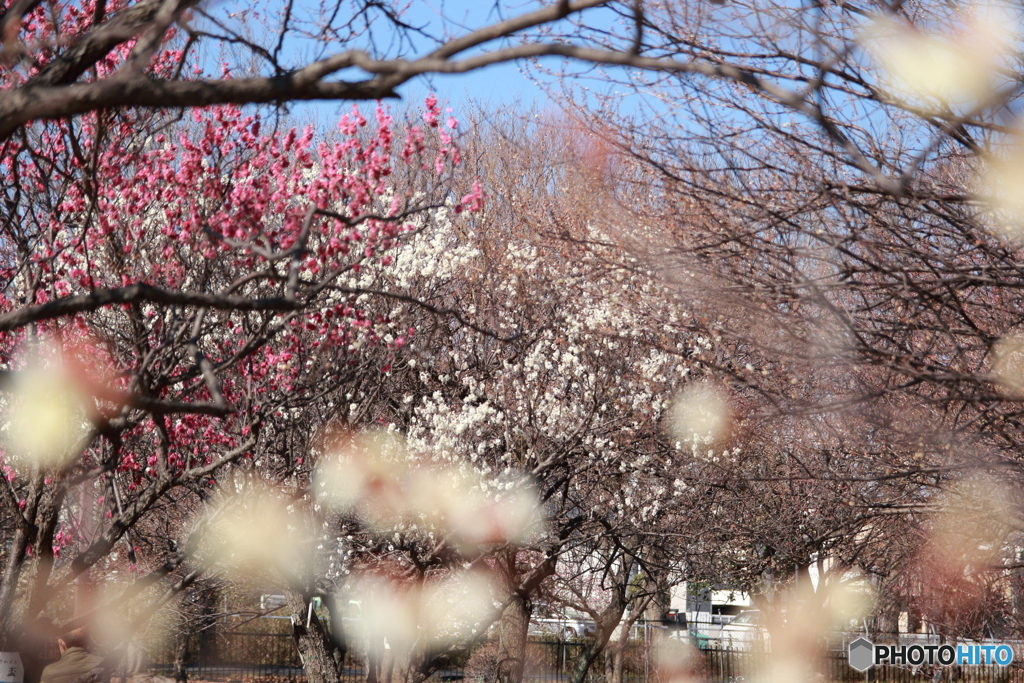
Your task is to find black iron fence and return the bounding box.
[148,631,304,682]
[144,634,1024,683]
[701,648,1024,682]
[148,636,619,683]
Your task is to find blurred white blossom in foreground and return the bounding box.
[864,7,1012,109]
[316,430,540,550]
[349,570,498,650]
[3,344,91,468]
[991,333,1024,395]
[668,382,732,451]
[982,135,1024,236]
[200,482,310,582]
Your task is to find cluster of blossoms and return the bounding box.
[1,0,188,88]
[340,201,725,543]
[0,91,479,573]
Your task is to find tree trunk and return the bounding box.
[611,636,627,683]
[492,546,543,683]
[287,591,346,683]
[172,634,189,683]
[171,585,217,683]
[495,592,531,683]
[565,562,636,683]
[0,472,52,649]
[871,577,902,643]
[380,645,427,683]
[365,639,381,683]
[603,649,616,683]
[606,592,650,683]
[1,479,65,683]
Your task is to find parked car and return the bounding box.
[529,604,598,639]
[720,610,764,650]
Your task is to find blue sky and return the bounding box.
[372,1,563,110]
[401,62,551,111]
[282,0,620,125]
[290,60,554,128]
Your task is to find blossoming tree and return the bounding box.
[304,116,726,683]
[0,84,484,683]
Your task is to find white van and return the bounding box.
[720,610,763,650]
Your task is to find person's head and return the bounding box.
[57,628,89,654]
